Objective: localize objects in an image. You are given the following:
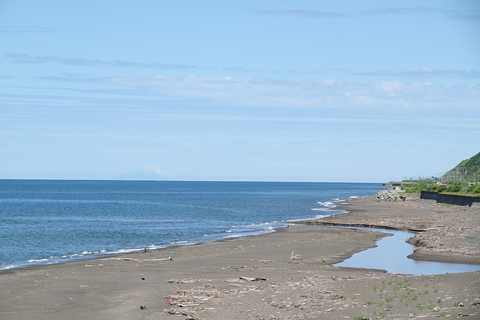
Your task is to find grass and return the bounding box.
[439,203,458,207]
[416,303,426,310]
[362,278,466,319]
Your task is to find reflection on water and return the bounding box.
[333,227,480,275]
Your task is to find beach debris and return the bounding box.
[239,276,267,282]
[140,305,147,310]
[166,308,190,316]
[178,303,201,307]
[162,273,359,319]
[100,257,141,262]
[167,278,218,284]
[471,298,480,305]
[221,265,251,271]
[165,308,198,319]
[290,250,302,260]
[143,257,173,261]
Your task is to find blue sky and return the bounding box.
[1,0,479,182]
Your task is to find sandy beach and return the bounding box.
[1,194,479,319]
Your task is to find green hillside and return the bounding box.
[445,151,480,181]
[401,152,480,194]
[463,151,480,168]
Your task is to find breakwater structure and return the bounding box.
[421,191,480,208]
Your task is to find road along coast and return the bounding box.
[1,195,479,319]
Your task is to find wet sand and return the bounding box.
[1,194,479,319]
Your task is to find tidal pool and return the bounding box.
[332,227,480,275]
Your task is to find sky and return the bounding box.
[1,0,479,182]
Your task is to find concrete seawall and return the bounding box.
[421,191,480,208]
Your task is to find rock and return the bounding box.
[375,189,405,202]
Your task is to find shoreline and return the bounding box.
[1,194,479,319]
[0,197,353,273]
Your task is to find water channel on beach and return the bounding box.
[332,227,480,275]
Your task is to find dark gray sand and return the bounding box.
[1,195,479,319]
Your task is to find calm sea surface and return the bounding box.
[0,180,384,270]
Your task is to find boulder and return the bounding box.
[375,189,405,201]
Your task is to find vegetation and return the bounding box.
[357,278,466,319]
[401,180,480,195]
[447,151,480,179]
[399,151,480,195]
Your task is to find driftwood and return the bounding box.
[163,273,365,319]
[290,250,302,260]
[239,276,267,282]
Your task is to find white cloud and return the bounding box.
[359,7,480,21]
[101,74,479,110]
[352,68,480,79]
[360,7,442,16]
[25,73,479,112]
[4,53,196,70]
[3,53,319,75]
[250,7,480,21]
[323,79,342,85]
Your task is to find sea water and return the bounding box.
[0,180,384,270]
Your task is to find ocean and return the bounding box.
[0,180,385,270]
